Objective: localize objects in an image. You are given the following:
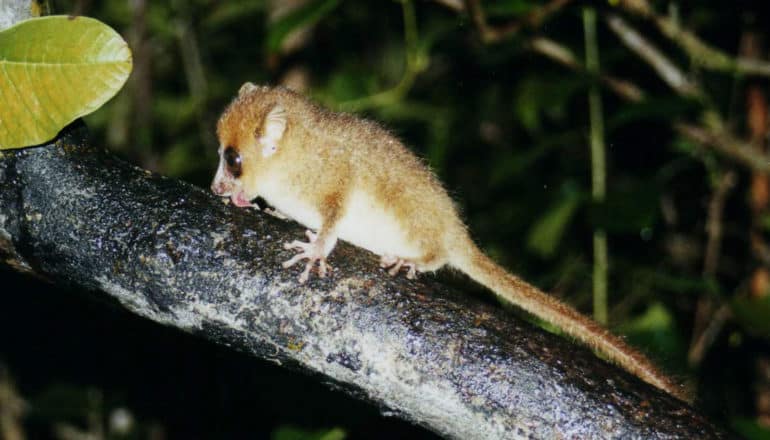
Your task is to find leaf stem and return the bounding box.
[584,7,608,324]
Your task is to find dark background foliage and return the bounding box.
[4,0,770,438]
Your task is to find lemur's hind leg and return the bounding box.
[380,255,417,279]
[380,250,444,280]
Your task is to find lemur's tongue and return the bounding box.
[231,191,252,207]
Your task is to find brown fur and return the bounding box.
[213,84,688,401]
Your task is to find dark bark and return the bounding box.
[0,123,731,439]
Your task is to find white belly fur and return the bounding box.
[261,184,418,259]
[336,190,420,259]
[260,182,323,231]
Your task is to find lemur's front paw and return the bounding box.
[283,230,330,283]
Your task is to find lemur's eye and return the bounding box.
[223,146,242,178]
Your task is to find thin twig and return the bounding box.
[675,123,770,174]
[687,170,735,367]
[744,31,770,290]
[529,37,645,102]
[616,0,770,77]
[605,13,701,98]
[527,35,770,174]
[431,0,464,12]
[751,239,770,266]
[465,0,573,43]
[741,31,770,420]
[0,367,27,440]
[688,304,732,368]
[584,7,609,325]
[175,18,215,150]
[704,172,737,276]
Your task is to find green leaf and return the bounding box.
[731,417,770,440]
[514,75,586,134]
[266,0,340,54]
[526,189,582,258]
[760,213,770,233]
[589,181,660,233]
[484,0,535,17]
[0,16,132,149]
[646,270,719,295]
[271,426,346,440]
[203,2,267,30]
[616,302,687,370]
[732,295,770,339]
[605,97,699,133]
[31,384,95,420]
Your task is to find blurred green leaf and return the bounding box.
[266,0,340,54]
[618,302,673,334]
[731,417,770,440]
[271,426,346,440]
[489,131,582,185]
[154,94,199,130]
[145,3,176,40]
[646,270,719,295]
[0,16,132,149]
[617,302,686,367]
[203,1,267,29]
[30,384,95,421]
[760,213,770,232]
[163,140,199,176]
[484,0,535,17]
[590,182,660,233]
[670,136,699,155]
[324,70,377,103]
[732,295,770,339]
[526,189,583,258]
[514,75,586,134]
[606,97,699,133]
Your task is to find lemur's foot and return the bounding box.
[283,230,330,283]
[264,207,289,220]
[380,255,417,279]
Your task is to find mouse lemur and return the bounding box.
[210,83,686,401]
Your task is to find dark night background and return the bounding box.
[3,0,770,438]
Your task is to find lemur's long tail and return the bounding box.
[449,238,688,401]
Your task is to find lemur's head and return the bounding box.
[211,83,287,207]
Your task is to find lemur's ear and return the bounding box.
[239,82,258,96]
[260,104,286,158]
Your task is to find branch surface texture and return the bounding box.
[0,124,728,439]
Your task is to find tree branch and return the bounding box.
[0,123,729,439]
[0,0,49,29]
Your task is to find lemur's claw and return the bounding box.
[283,230,329,283]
